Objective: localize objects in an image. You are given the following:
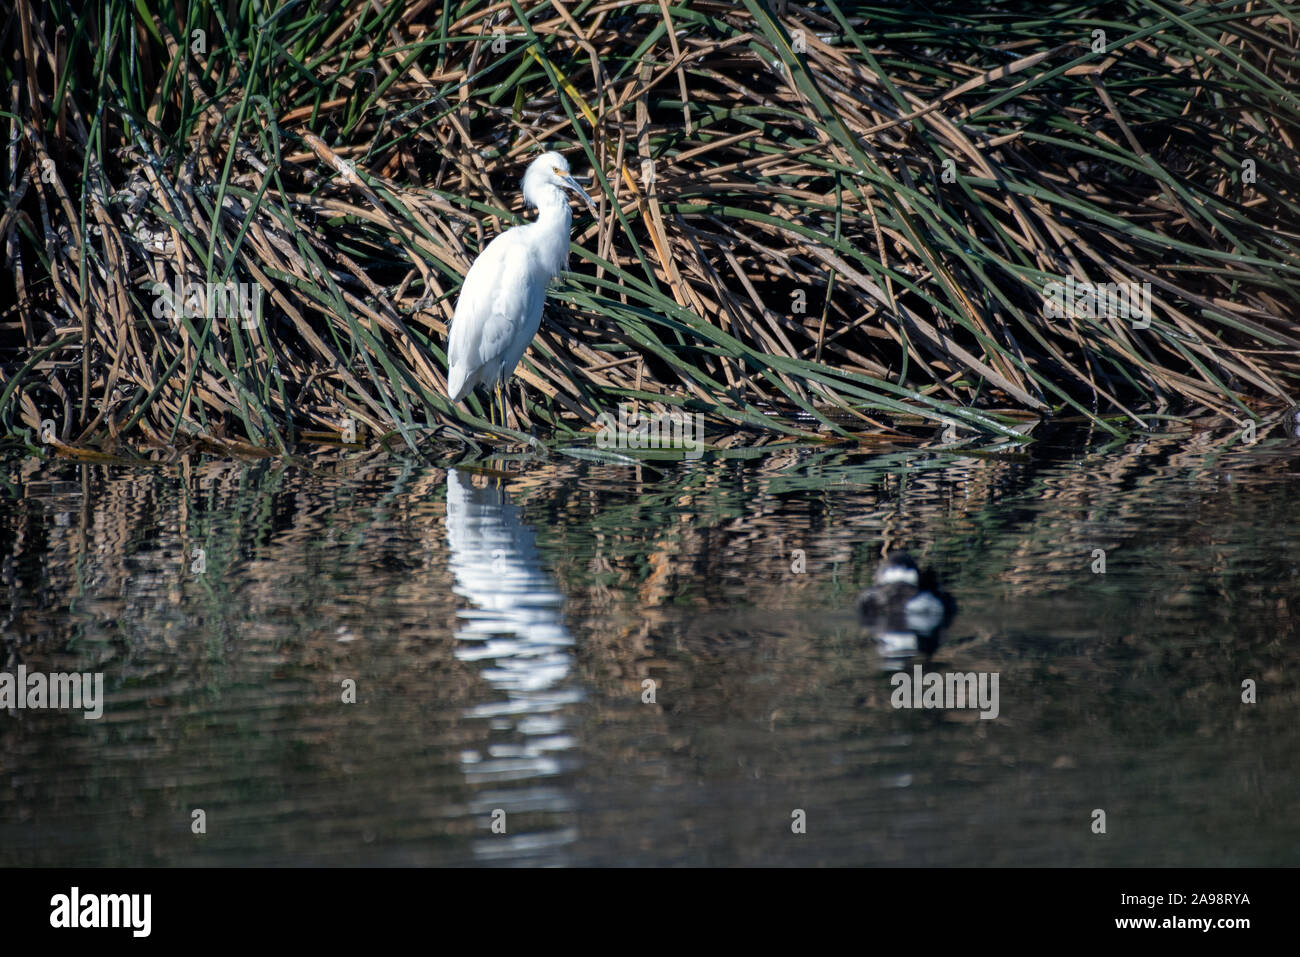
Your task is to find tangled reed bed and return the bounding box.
[3,0,1299,457]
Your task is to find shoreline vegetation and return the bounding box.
[3,0,1299,459]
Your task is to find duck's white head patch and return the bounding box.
[876,565,920,586]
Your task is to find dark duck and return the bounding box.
[856,551,958,658]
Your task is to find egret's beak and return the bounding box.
[559,172,597,213]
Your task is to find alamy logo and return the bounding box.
[0,666,103,719]
[1042,276,1152,328]
[890,665,1000,719]
[150,277,263,324]
[50,887,151,937]
[595,402,705,459]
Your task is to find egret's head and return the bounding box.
[523,151,597,213]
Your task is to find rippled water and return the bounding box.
[2,421,1297,866]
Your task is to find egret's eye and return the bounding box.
[552,167,565,176]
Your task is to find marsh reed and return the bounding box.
[3,0,1298,455]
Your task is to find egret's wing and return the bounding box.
[448,232,531,398]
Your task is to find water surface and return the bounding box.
[2,423,1297,865]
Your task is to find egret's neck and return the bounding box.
[531,184,572,223]
[526,185,574,278]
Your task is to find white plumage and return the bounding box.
[446,151,595,415]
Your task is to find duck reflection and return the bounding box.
[856,551,958,667]
[444,467,581,861]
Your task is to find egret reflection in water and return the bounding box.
[443,467,581,861]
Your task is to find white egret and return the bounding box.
[446,150,596,426]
